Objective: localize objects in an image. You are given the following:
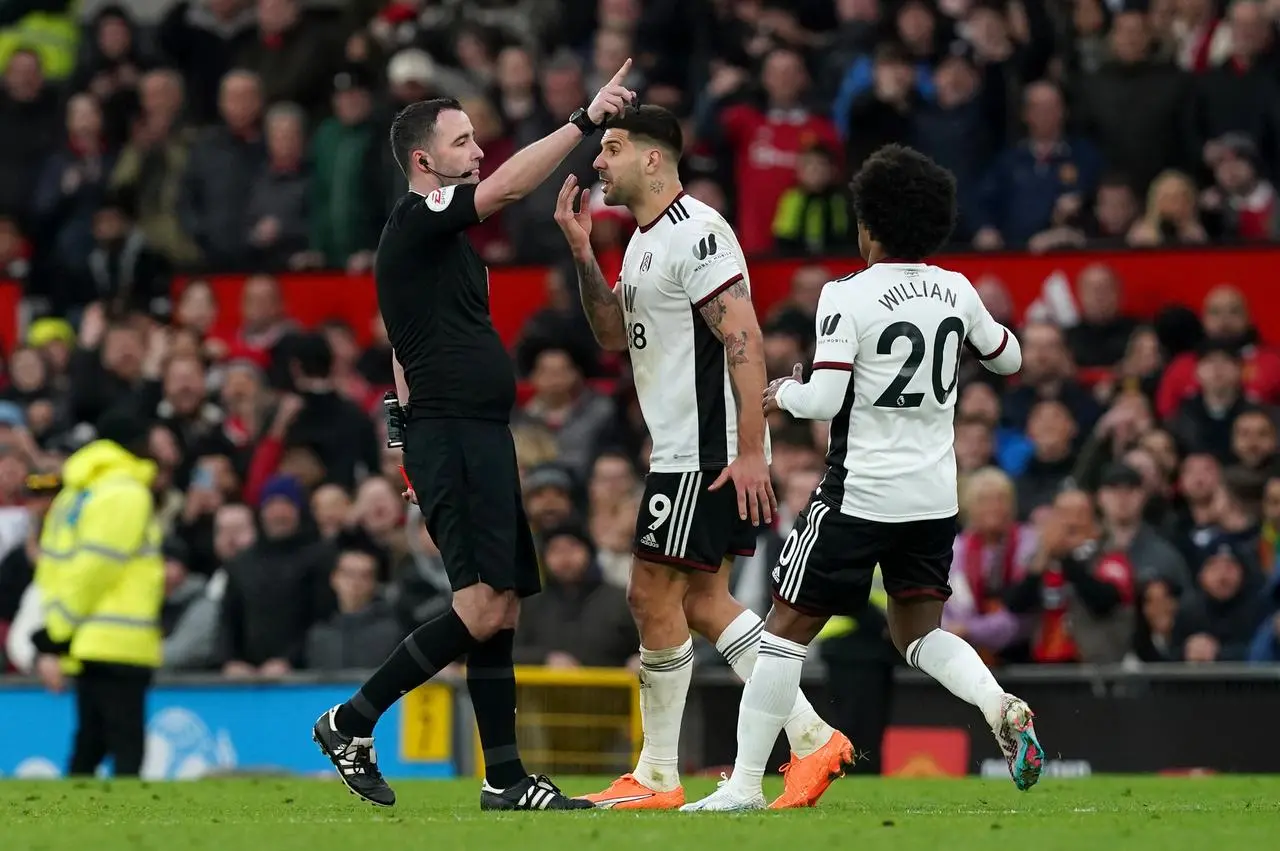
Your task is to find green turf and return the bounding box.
[4,776,1278,851]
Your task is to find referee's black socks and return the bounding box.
[467,629,528,788]
[335,609,475,738]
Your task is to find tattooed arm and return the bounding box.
[576,252,628,351]
[698,276,767,452]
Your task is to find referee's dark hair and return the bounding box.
[851,144,957,262]
[605,104,684,159]
[390,97,463,177]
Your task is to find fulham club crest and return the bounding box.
[640,252,652,273]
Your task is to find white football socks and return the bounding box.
[906,628,1005,728]
[724,632,808,794]
[632,638,694,792]
[715,609,834,757]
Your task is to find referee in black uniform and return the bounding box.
[313,60,636,811]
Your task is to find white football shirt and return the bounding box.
[618,192,770,473]
[776,262,1019,522]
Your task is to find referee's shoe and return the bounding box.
[313,707,396,807]
[481,775,595,811]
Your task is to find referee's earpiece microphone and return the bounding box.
[419,155,474,181]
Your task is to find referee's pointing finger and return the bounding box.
[608,58,633,88]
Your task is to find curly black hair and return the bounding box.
[850,144,957,261]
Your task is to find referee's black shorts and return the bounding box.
[403,417,541,598]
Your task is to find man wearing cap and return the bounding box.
[311,64,383,270]
[29,407,164,776]
[1096,462,1191,588]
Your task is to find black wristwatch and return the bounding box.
[570,107,599,136]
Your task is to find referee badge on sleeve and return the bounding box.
[426,185,456,211]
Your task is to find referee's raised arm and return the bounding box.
[471,58,635,220]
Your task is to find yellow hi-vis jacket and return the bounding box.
[37,439,164,669]
[816,566,889,642]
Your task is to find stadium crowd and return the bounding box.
[2,0,1280,680]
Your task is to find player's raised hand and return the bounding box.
[553,174,593,256]
[763,362,805,415]
[709,451,777,527]
[586,58,636,125]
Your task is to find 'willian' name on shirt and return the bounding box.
[878,281,957,311]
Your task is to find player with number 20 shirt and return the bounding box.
[684,145,1042,813]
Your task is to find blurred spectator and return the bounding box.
[958,381,1033,476]
[1261,474,1280,572]
[703,47,842,254]
[308,66,382,272]
[1002,322,1101,434]
[975,81,1103,249]
[157,0,256,126]
[523,463,577,540]
[304,531,402,670]
[1229,408,1277,473]
[515,342,614,480]
[502,49,600,263]
[210,273,299,387]
[1127,170,1208,246]
[911,48,1002,241]
[1073,11,1188,195]
[1247,568,1280,660]
[1065,264,1138,369]
[1174,543,1266,662]
[1131,576,1183,663]
[72,6,149,148]
[1170,0,1230,72]
[218,474,328,677]
[1167,342,1251,462]
[61,191,172,322]
[844,43,920,173]
[283,332,379,492]
[954,415,995,476]
[245,102,311,270]
[110,69,202,267]
[1200,133,1279,241]
[1028,174,1140,252]
[33,94,118,293]
[1155,285,1280,419]
[772,142,854,256]
[68,311,153,427]
[1096,462,1190,587]
[1015,399,1078,521]
[311,482,352,541]
[237,0,343,122]
[945,468,1037,664]
[0,49,60,223]
[180,70,266,268]
[513,524,638,668]
[1184,0,1280,182]
[1005,489,1136,663]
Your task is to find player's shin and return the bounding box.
[905,628,1005,727]
[724,632,807,795]
[715,609,834,757]
[632,638,695,792]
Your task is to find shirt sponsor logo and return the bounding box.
[425,185,456,212]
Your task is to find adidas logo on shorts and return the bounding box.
[640,532,660,548]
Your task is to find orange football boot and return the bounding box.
[768,730,856,809]
[578,773,686,810]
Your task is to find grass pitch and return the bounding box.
[4,775,1278,851]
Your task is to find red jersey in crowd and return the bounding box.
[1155,342,1280,419]
[1034,550,1135,663]
[720,105,842,254]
